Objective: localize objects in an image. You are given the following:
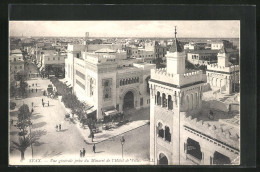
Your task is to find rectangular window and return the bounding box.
[76,70,85,80]
[20,66,22,69]
[76,79,85,90]
[140,98,143,106]
[53,57,55,60]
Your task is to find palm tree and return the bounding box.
[11,136,30,161]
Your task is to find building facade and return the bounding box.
[39,50,66,77]
[145,41,167,64]
[211,40,233,50]
[187,50,218,65]
[206,46,240,94]
[65,43,156,119]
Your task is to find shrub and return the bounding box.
[10,101,16,110]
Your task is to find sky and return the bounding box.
[9,21,240,38]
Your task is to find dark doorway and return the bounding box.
[213,151,231,165]
[186,138,203,160]
[158,153,168,165]
[123,91,134,110]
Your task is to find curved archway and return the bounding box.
[158,153,168,165]
[123,91,134,110]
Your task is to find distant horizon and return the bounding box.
[9,21,240,38]
[10,36,239,39]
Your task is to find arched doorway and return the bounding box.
[123,91,134,110]
[158,153,168,165]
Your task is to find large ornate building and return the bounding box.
[206,46,240,94]
[149,28,240,165]
[65,34,156,119]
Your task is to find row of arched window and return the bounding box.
[155,91,176,110]
[185,93,199,111]
[120,77,139,86]
[157,122,171,142]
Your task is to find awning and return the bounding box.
[102,106,118,116]
[104,109,118,116]
[59,78,67,83]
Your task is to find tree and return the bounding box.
[19,81,28,97]
[16,104,31,138]
[28,129,47,158]
[11,136,30,161]
[153,58,164,69]
[15,70,27,82]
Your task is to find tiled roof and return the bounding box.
[169,38,183,53]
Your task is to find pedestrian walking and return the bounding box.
[36,88,37,92]
[91,131,95,142]
[48,101,49,107]
[31,108,34,113]
[56,125,58,131]
[32,88,33,93]
[42,98,44,103]
[80,150,83,158]
[43,102,45,107]
[32,83,34,86]
[36,83,37,86]
[93,144,96,153]
[59,124,61,131]
[31,102,34,107]
[82,148,86,157]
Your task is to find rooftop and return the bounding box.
[187,50,219,54]
[183,104,240,149]
[95,48,117,53]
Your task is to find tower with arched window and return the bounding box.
[149,27,205,165]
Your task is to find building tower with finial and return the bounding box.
[84,32,90,45]
[206,45,239,94]
[149,26,205,165]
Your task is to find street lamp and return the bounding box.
[120,136,125,159]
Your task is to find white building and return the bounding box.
[206,46,240,94]
[65,43,156,119]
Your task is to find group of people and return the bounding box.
[41,98,49,107]
[29,88,38,93]
[80,148,86,158]
[56,124,62,132]
[28,83,38,93]
[80,144,96,158]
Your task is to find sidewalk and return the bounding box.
[79,119,149,144]
[58,98,149,144]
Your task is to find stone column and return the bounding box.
[200,147,214,165]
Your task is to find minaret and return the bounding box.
[217,45,230,67]
[84,32,89,45]
[166,26,186,75]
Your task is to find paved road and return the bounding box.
[9,61,150,165]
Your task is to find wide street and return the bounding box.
[9,60,150,165]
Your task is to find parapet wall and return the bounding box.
[207,63,239,73]
[181,112,239,149]
[151,68,203,86]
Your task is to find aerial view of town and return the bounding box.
[9,21,240,165]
